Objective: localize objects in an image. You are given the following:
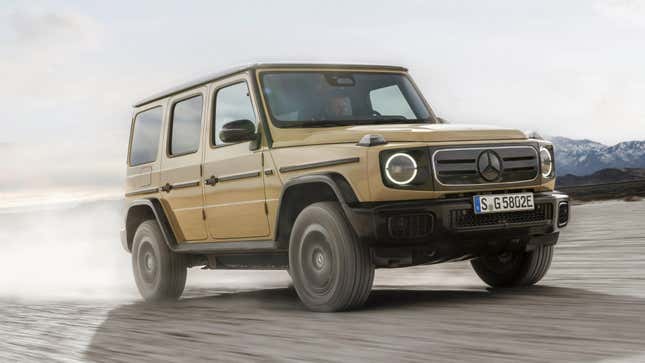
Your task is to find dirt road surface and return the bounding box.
[1,200,644,362]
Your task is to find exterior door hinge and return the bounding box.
[264,201,268,215]
[202,209,206,220]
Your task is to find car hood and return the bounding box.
[272,123,528,147]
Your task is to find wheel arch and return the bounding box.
[274,172,366,249]
[123,198,177,252]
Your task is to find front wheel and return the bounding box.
[289,202,374,312]
[132,220,187,301]
[470,245,554,287]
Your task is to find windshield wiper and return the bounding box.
[305,121,351,127]
[289,119,432,128]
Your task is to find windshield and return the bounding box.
[260,71,433,127]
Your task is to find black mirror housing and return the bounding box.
[219,119,257,143]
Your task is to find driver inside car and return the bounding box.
[323,94,353,120]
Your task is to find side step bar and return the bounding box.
[173,240,285,255]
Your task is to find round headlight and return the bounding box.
[385,153,418,185]
[540,147,553,178]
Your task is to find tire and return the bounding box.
[288,202,374,312]
[132,220,187,301]
[470,245,554,287]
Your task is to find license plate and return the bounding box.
[473,193,535,214]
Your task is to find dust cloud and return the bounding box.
[0,199,136,301]
[0,198,293,302]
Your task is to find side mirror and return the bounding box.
[219,119,257,143]
[437,117,449,124]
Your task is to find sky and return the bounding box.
[1,0,645,203]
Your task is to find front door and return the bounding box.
[203,78,270,240]
[159,88,209,242]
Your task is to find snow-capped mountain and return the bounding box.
[549,136,645,176]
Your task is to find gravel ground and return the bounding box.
[1,200,644,362]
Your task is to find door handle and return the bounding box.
[204,175,218,186]
[161,183,172,193]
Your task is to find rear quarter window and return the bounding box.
[169,95,203,156]
[130,106,163,166]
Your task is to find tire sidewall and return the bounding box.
[471,246,554,287]
[132,220,182,301]
[289,202,369,311]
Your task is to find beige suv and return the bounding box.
[121,63,569,311]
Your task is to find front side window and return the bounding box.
[213,82,257,145]
[170,95,203,156]
[130,106,163,166]
[260,71,433,127]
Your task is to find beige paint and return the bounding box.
[125,64,558,244]
[202,143,269,240]
[201,72,270,241]
[268,124,527,149]
[159,86,209,242]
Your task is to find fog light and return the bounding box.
[558,202,569,227]
[387,214,433,239]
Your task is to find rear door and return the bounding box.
[202,75,270,240]
[159,87,209,242]
[126,104,165,196]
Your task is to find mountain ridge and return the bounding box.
[548,136,645,176]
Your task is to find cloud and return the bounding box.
[9,9,100,49]
[594,0,645,27]
[0,9,102,99]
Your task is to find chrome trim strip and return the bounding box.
[125,187,159,197]
[279,157,360,173]
[432,146,538,187]
[218,170,261,182]
[172,180,201,189]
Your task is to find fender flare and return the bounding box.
[274,172,371,247]
[122,198,177,252]
[279,172,359,205]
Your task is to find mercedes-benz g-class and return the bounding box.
[121,63,569,311]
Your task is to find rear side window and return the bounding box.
[130,106,163,166]
[170,95,203,156]
[213,82,257,145]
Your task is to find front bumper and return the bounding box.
[346,192,569,267]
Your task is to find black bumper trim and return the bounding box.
[347,191,569,246]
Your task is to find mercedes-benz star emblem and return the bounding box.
[477,150,503,182]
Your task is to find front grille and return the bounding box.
[452,203,553,229]
[434,146,538,185]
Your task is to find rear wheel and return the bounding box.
[132,220,187,301]
[470,245,554,287]
[289,202,374,312]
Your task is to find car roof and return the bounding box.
[133,62,408,107]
